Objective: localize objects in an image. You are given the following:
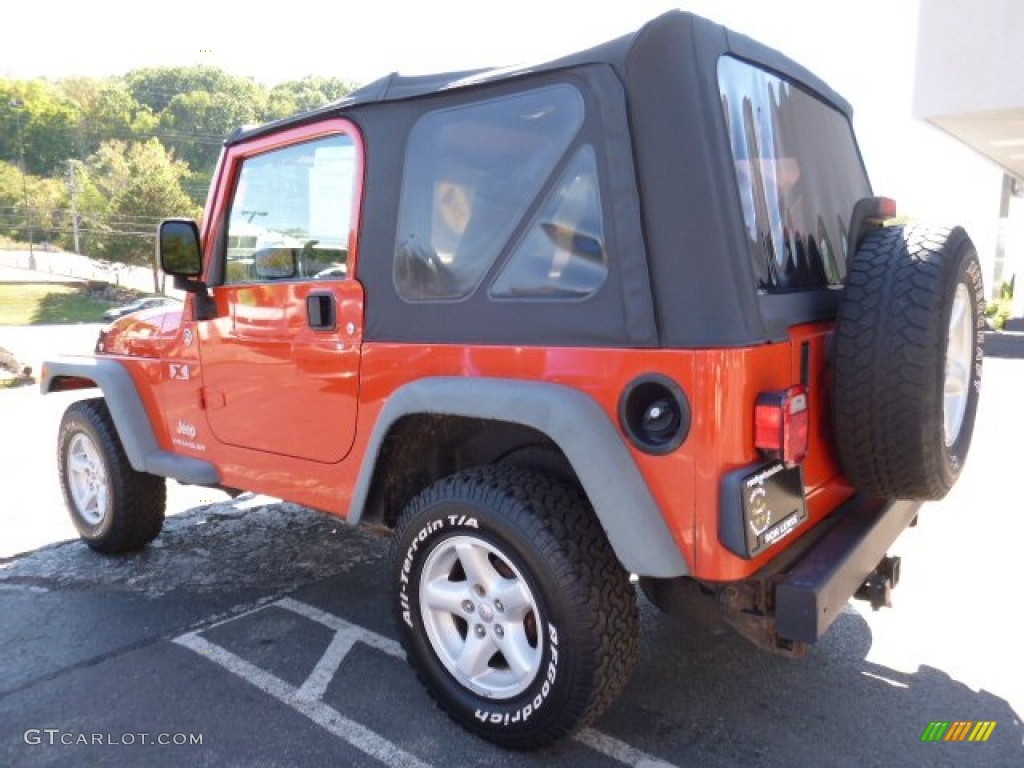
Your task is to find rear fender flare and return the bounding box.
[351,377,689,578]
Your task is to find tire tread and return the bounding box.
[58,398,166,553]
[390,465,638,749]
[833,224,981,499]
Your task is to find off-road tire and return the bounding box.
[58,398,166,553]
[389,465,639,750]
[833,225,984,499]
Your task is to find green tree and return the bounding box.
[83,139,201,290]
[0,161,28,240]
[0,67,363,264]
[0,160,71,248]
[26,174,67,246]
[265,77,357,120]
[158,89,259,179]
[61,77,157,158]
[63,159,110,257]
[125,67,269,196]
[127,66,264,114]
[0,80,79,175]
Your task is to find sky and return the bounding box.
[1,0,1004,269]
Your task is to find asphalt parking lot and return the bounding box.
[1,326,1023,766]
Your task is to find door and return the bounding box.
[198,125,364,464]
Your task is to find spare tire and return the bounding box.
[833,224,984,500]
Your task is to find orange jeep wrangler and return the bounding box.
[42,11,984,749]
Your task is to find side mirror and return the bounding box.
[158,219,203,277]
[157,218,214,320]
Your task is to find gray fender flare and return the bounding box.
[350,377,689,578]
[41,357,219,486]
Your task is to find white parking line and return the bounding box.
[177,597,680,768]
[295,629,359,701]
[276,597,406,659]
[173,631,432,768]
[576,728,679,768]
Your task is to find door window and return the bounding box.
[224,134,356,284]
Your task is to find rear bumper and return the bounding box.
[775,495,922,643]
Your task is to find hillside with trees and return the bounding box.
[0,68,356,276]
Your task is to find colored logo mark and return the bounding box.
[921,721,996,742]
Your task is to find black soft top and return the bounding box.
[226,11,866,349]
[229,11,852,145]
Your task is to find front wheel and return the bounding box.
[389,466,638,749]
[58,398,166,553]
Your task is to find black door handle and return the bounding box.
[307,293,336,330]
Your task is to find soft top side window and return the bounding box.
[223,134,356,284]
[719,57,871,293]
[394,85,584,302]
[490,145,607,300]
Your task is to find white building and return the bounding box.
[915,0,1024,315]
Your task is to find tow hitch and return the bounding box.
[855,555,901,610]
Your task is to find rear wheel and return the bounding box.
[833,225,984,499]
[58,398,166,553]
[389,465,638,749]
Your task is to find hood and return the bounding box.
[97,306,182,357]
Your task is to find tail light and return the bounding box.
[755,386,808,467]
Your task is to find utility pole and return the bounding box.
[67,160,81,254]
[9,99,35,270]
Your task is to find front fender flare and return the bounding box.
[351,377,688,578]
[41,357,218,486]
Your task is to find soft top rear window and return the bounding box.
[719,56,871,293]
